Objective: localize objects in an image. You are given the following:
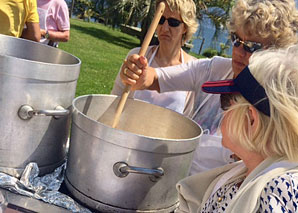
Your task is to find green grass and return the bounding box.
[59,19,139,96]
[59,19,204,96]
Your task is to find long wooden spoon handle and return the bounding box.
[138,2,166,57]
[112,2,166,128]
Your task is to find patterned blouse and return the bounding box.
[201,173,298,212]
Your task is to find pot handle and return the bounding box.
[18,104,69,120]
[113,162,164,182]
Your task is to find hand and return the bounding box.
[120,54,157,91]
[40,29,46,37]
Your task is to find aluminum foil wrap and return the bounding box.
[0,163,91,213]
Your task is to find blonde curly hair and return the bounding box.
[156,0,198,44]
[228,0,298,48]
[223,45,298,161]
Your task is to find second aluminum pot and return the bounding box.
[65,94,202,212]
[0,34,81,177]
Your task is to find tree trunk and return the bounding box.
[140,0,158,46]
[70,0,75,18]
[125,1,135,25]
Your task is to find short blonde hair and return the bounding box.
[156,0,198,43]
[223,45,298,161]
[227,0,298,48]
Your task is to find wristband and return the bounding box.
[44,30,50,39]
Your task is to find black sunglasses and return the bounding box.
[158,16,182,27]
[231,33,263,53]
[220,94,234,111]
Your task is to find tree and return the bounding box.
[139,0,235,45]
[96,0,150,28]
[139,0,156,45]
[70,0,235,46]
[70,0,75,18]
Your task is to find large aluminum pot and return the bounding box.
[0,34,81,177]
[65,94,202,212]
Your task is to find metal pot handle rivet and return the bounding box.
[18,104,69,120]
[113,162,164,181]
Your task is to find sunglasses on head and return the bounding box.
[231,33,263,53]
[158,16,182,27]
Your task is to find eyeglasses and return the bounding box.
[158,16,182,27]
[231,33,263,53]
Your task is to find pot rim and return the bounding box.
[71,94,203,153]
[0,34,81,67]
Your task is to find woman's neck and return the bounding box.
[242,153,265,176]
[154,43,182,67]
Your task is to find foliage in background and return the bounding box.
[59,19,139,96]
[68,0,235,46]
[72,0,98,22]
[198,0,235,29]
[202,48,218,58]
[59,19,205,96]
[194,0,234,53]
[202,43,231,58]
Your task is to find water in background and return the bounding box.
[67,0,297,56]
[191,0,298,56]
[190,15,232,56]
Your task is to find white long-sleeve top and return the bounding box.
[156,56,233,133]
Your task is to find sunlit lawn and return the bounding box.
[59,19,204,97]
[59,19,139,96]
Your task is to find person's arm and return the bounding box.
[121,55,211,93]
[121,55,221,94]
[41,29,69,42]
[21,0,40,41]
[21,22,41,42]
[43,0,70,42]
[157,57,233,94]
[155,61,201,92]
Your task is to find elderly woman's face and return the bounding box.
[232,30,270,77]
[156,3,186,47]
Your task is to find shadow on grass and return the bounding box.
[71,22,138,50]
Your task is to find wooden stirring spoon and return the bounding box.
[98,2,165,128]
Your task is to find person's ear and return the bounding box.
[182,26,187,37]
[183,25,187,34]
[248,106,259,132]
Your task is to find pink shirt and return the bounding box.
[37,0,70,31]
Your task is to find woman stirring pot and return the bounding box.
[112,0,198,114]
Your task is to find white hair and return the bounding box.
[223,45,298,161]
